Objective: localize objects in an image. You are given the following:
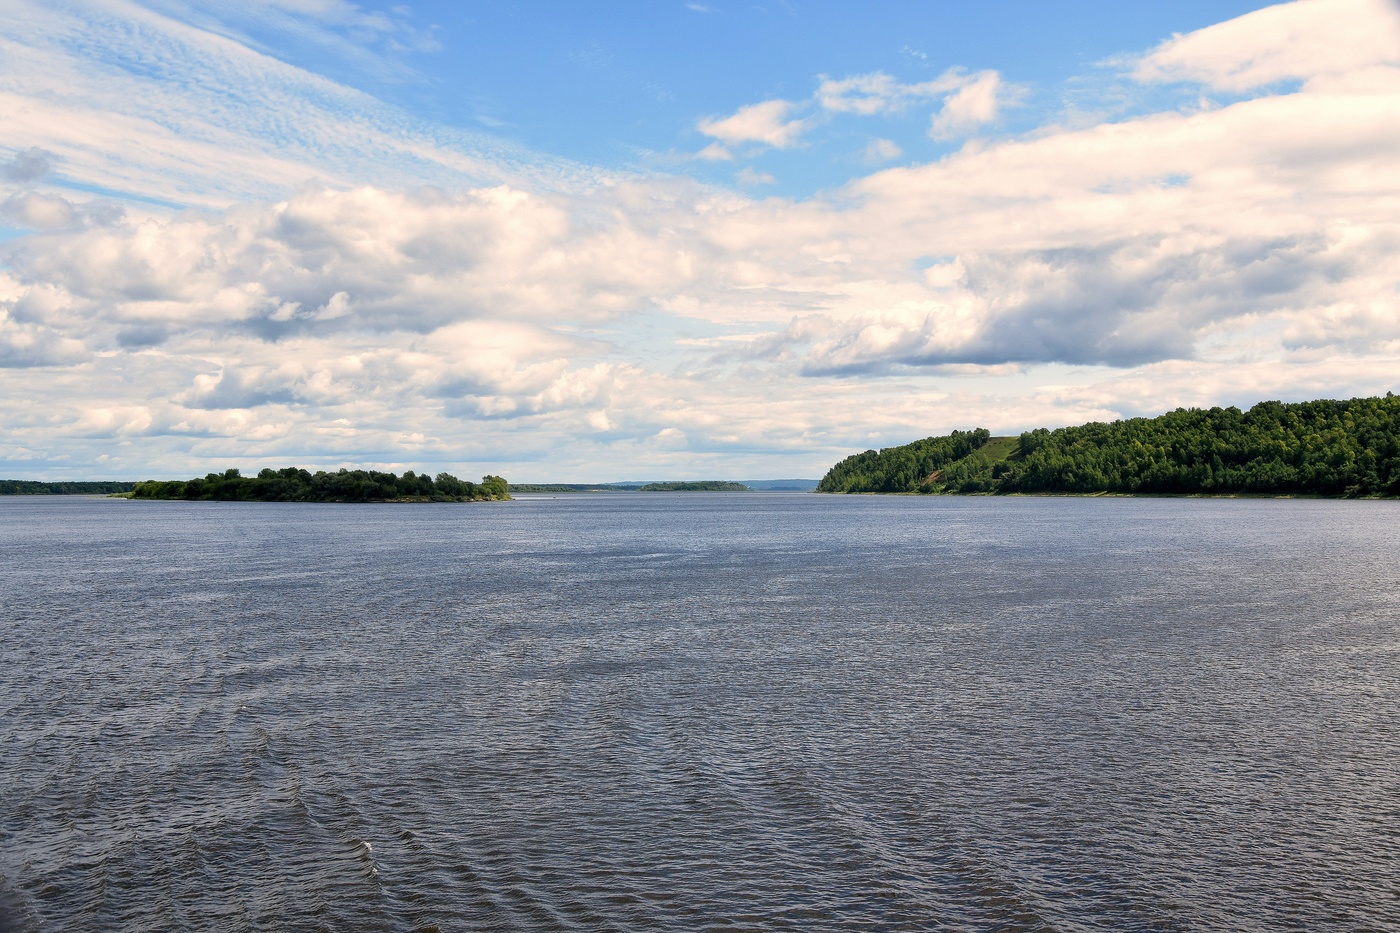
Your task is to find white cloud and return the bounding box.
[694,142,734,162]
[0,313,87,368]
[818,72,912,114]
[1135,0,1400,92]
[1,192,79,230]
[814,68,1010,141]
[5,183,712,342]
[864,138,903,163]
[0,0,593,209]
[736,168,776,185]
[816,68,981,115]
[929,71,1002,139]
[697,100,809,149]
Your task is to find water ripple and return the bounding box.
[2,494,1399,930]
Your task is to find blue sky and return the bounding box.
[152,0,1273,195]
[1,0,1399,480]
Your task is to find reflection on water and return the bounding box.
[2,493,1399,931]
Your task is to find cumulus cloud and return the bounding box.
[816,68,993,116]
[765,229,1397,374]
[182,366,310,410]
[1,192,78,230]
[697,100,809,149]
[1135,0,1400,91]
[929,71,1002,138]
[6,184,713,345]
[0,312,87,368]
[813,68,1010,140]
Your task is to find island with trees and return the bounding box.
[818,395,1400,497]
[130,468,510,502]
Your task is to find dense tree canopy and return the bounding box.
[818,396,1400,497]
[131,468,510,502]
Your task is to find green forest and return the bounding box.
[817,395,1400,497]
[131,468,510,502]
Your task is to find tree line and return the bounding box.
[0,480,137,495]
[818,395,1400,497]
[132,468,510,502]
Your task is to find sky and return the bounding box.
[2,0,1399,482]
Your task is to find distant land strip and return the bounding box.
[508,481,747,493]
[639,481,748,491]
[818,395,1400,498]
[0,480,137,495]
[508,480,818,493]
[507,483,633,493]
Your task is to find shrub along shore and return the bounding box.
[130,468,509,502]
[818,395,1400,497]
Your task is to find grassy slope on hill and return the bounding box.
[815,428,992,493]
[817,395,1400,497]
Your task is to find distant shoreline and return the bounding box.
[0,480,137,496]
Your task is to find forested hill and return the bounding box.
[817,396,1400,497]
[131,468,510,502]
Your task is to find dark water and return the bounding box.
[2,493,1399,932]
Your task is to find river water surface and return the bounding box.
[2,493,1398,931]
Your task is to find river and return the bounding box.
[2,493,1397,931]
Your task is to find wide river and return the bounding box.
[1,493,1398,931]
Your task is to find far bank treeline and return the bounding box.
[0,480,136,495]
[818,395,1400,497]
[133,468,510,502]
